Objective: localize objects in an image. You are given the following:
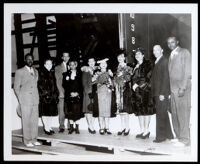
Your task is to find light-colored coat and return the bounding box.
[55,63,67,96]
[14,66,39,106]
[168,46,191,92]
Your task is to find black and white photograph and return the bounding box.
[4,3,198,161]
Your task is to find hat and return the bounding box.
[97,58,109,64]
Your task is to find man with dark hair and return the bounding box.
[167,36,191,147]
[55,51,70,132]
[14,53,41,147]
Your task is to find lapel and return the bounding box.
[23,66,37,80]
[61,62,67,72]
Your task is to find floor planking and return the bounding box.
[12,127,191,155]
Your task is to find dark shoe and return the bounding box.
[153,139,166,143]
[105,129,112,135]
[88,128,96,134]
[99,129,105,135]
[136,133,144,138]
[44,129,52,135]
[68,124,74,134]
[75,124,80,134]
[141,132,150,139]
[59,128,65,133]
[50,130,55,134]
[117,129,125,135]
[124,129,130,136]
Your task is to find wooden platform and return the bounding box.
[12,127,191,155]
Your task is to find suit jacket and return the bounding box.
[168,46,191,92]
[55,62,68,97]
[14,66,39,106]
[151,55,170,97]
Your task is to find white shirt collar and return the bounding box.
[25,65,33,72]
[155,54,163,64]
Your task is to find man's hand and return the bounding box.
[178,88,185,97]
[159,95,165,101]
[132,83,139,91]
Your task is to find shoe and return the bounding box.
[124,129,130,136]
[136,133,144,138]
[50,130,55,134]
[88,128,96,134]
[141,132,150,139]
[33,141,42,146]
[173,141,186,147]
[169,138,179,143]
[153,139,166,143]
[75,124,80,134]
[59,128,65,133]
[99,129,105,135]
[105,129,112,135]
[68,124,74,134]
[44,129,52,135]
[25,143,34,147]
[117,129,125,135]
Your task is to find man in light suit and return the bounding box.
[167,36,191,147]
[151,45,173,143]
[55,51,70,132]
[14,54,41,147]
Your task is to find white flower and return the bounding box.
[66,76,69,80]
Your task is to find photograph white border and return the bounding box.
[4,3,198,161]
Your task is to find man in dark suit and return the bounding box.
[14,54,41,147]
[55,51,70,132]
[151,45,173,143]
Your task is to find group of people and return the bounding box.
[14,36,191,148]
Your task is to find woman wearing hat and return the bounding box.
[91,58,117,135]
[131,48,155,139]
[113,50,134,136]
[81,57,98,134]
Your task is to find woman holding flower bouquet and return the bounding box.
[91,58,117,135]
[132,48,155,139]
[113,50,134,136]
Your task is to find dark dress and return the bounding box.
[151,56,173,140]
[38,67,59,117]
[82,70,93,114]
[131,60,155,116]
[113,64,134,114]
[62,70,84,121]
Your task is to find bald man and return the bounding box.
[167,37,191,147]
[151,45,173,143]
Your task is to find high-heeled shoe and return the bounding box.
[44,129,52,135]
[105,129,112,135]
[141,132,150,139]
[50,130,55,134]
[136,133,144,138]
[124,129,130,136]
[99,129,105,135]
[88,128,96,134]
[117,129,125,135]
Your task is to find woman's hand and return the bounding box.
[132,83,139,91]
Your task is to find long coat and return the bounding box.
[151,56,173,140]
[62,70,84,121]
[168,46,191,145]
[38,67,59,117]
[131,59,155,116]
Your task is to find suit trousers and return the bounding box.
[171,89,191,145]
[58,98,65,129]
[21,104,39,145]
[154,97,173,140]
